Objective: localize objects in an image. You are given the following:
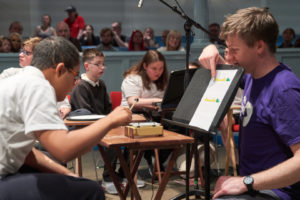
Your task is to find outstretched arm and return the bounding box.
[213,142,300,199]
[35,106,132,164]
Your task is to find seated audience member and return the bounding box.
[0,37,42,78]
[70,48,142,194]
[121,50,170,173]
[157,30,185,51]
[34,14,56,38]
[278,28,296,48]
[161,29,169,47]
[9,32,22,52]
[56,21,82,51]
[0,37,12,52]
[79,24,100,46]
[64,5,85,39]
[128,30,146,51]
[208,22,225,45]
[96,28,117,51]
[19,37,42,67]
[198,7,300,199]
[0,36,131,199]
[143,27,159,49]
[111,21,128,48]
[8,21,23,35]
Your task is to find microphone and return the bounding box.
[138,0,143,8]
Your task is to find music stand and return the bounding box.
[161,68,197,109]
[164,65,244,200]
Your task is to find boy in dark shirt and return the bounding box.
[70,49,144,194]
[71,49,111,114]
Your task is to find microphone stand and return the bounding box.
[158,0,220,199]
[158,0,211,89]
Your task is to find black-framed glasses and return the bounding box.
[20,49,33,56]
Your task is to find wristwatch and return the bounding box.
[243,175,254,191]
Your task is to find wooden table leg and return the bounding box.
[124,150,144,199]
[153,148,162,184]
[155,148,180,200]
[98,145,126,200]
[75,156,82,177]
[115,148,142,200]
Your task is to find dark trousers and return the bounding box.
[0,171,105,200]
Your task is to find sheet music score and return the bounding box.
[189,69,238,131]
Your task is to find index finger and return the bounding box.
[210,56,217,78]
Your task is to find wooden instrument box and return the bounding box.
[125,122,163,138]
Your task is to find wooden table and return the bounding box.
[64,114,147,176]
[98,126,194,200]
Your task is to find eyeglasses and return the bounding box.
[68,68,80,82]
[20,49,33,56]
[88,62,106,69]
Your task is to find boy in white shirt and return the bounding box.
[0,36,131,199]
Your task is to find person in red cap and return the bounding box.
[64,5,85,40]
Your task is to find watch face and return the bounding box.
[244,176,253,185]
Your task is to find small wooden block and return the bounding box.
[125,123,163,138]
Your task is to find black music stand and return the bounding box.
[164,119,212,200]
[164,65,244,200]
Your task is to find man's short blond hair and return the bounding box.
[220,7,279,53]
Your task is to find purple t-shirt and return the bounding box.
[239,63,300,200]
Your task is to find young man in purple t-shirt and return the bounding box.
[198,7,300,200]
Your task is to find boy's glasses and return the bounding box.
[68,68,80,83]
[88,62,106,69]
[20,49,33,56]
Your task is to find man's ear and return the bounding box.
[256,40,265,55]
[55,63,67,77]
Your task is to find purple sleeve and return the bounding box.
[272,88,300,146]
